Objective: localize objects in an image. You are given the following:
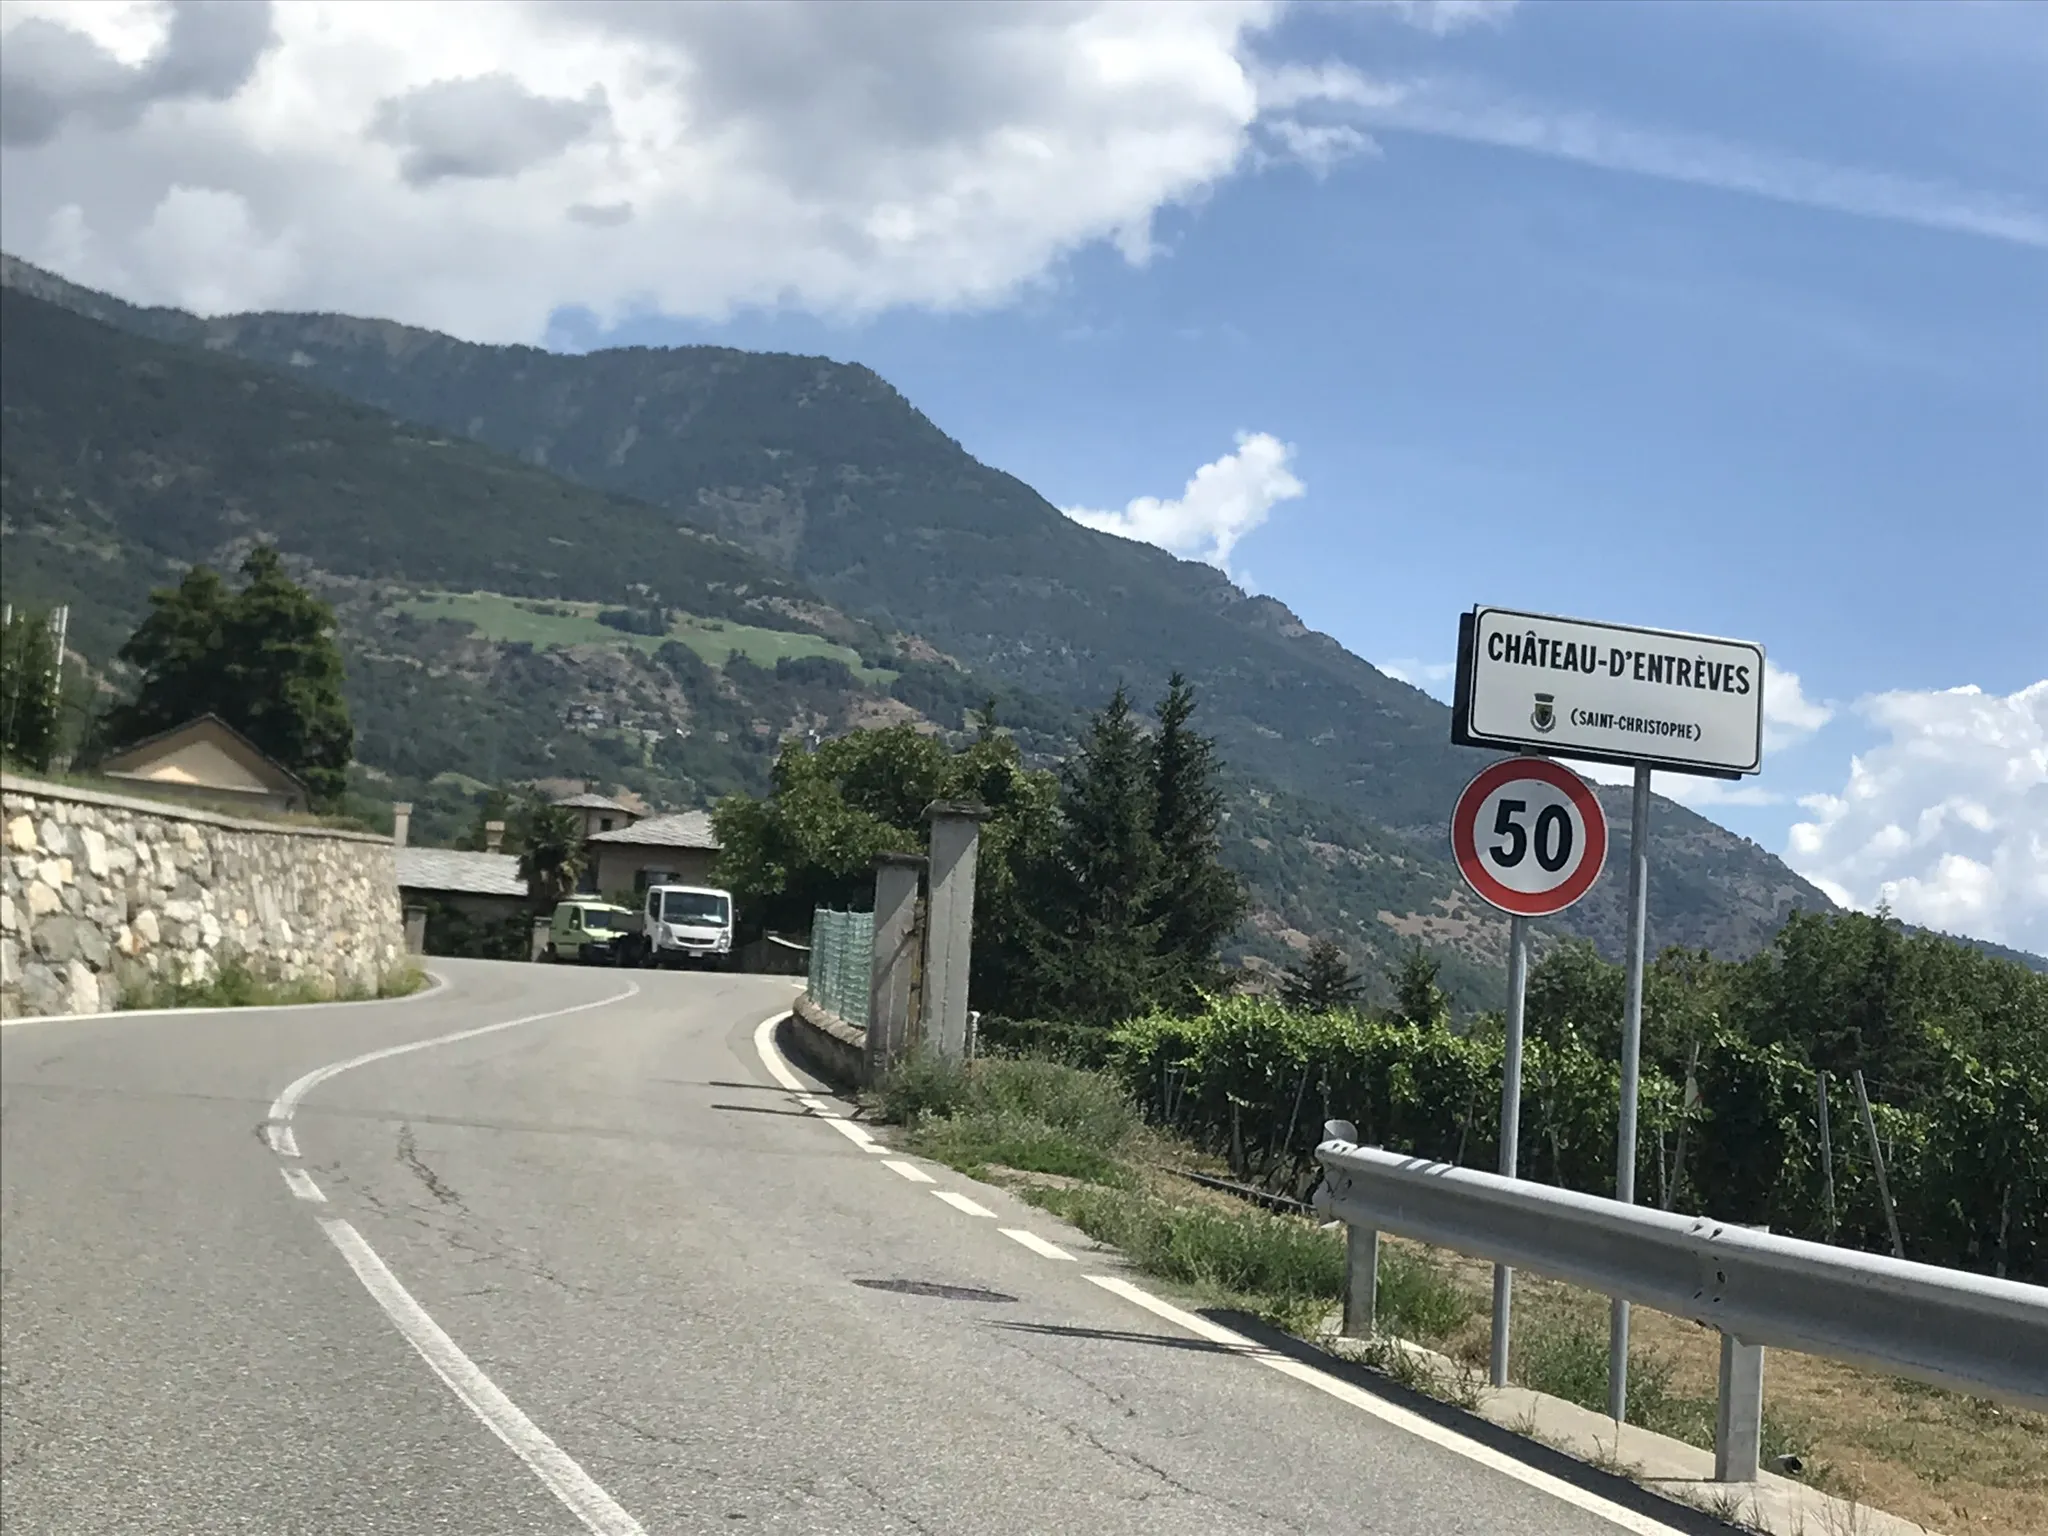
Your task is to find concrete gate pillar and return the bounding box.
[866,852,926,1080]
[921,801,987,1062]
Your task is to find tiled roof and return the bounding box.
[553,792,635,812]
[395,847,526,897]
[586,809,719,850]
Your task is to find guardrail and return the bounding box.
[1313,1131,2048,1481]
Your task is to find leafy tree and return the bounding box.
[517,797,586,909]
[1146,673,1246,1011]
[1389,943,1450,1029]
[712,723,1061,1008]
[0,606,62,771]
[101,547,354,805]
[1280,937,1364,1013]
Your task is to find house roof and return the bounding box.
[395,847,526,898]
[586,809,719,851]
[554,791,636,813]
[96,713,310,801]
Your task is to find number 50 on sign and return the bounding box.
[1451,758,1609,917]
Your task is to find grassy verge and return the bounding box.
[869,1048,2048,1536]
[120,956,429,1010]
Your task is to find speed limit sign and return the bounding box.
[1451,758,1609,916]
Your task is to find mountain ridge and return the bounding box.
[2,254,1863,983]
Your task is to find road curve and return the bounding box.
[4,960,1702,1534]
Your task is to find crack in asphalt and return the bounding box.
[396,1123,464,1208]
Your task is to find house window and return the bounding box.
[600,817,614,831]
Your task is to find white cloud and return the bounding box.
[1763,659,1832,753]
[1063,431,1305,573]
[1295,66,2048,248]
[1369,1,1518,38]
[1786,680,2048,952]
[0,0,1354,342]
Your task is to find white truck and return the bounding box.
[630,884,736,969]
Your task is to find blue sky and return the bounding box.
[551,1,2048,941]
[3,0,2042,947]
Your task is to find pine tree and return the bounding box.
[1028,686,1166,1027]
[1148,672,1246,1010]
[0,607,62,772]
[1280,937,1364,1013]
[1390,943,1450,1029]
[223,546,354,804]
[103,548,354,806]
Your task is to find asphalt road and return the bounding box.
[3,960,1705,1535]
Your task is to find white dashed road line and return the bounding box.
[1000,1228,1075,1261]
[1086,1277,1686,1535]
[280,1167,326,1203]
[820,1116,878,1149]
[267,1123,300,1157]
[749,1005,1688,1535]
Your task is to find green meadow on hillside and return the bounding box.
[392,590,897,682]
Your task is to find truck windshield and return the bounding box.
[662,892,729,926]
[584,909,624,931]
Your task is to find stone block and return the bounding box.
[26,881,61,918]
[5,814,35,852]
[34,915,80,964]
[80,826,108,878]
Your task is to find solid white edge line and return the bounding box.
[1000,1228,1075,1261]
[267,1123,300,1157]
[752,1010,886,1151]
[933,1190,995,1218]
[751,1011,808,1092]
[280,1167,326,1203]
[318,1218,646,1536]
[883,1159,937,1184]
[1083,1275,1687,1536]
[269,983,638,1122]
[0,969,452,1028]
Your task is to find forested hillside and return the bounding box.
[1,257,1868,996]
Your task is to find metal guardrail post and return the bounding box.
[1714,1221,1771,1482]
[1344,1224,1380,1339]
[1715,1332,1766,1482]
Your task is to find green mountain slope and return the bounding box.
[0,285,1076,841]
[1,257,1853,986]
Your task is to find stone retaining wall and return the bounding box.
[1,775,406,1017]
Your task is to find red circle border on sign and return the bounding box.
[1450,758,1610,917]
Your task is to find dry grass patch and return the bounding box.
[1393,1236,2047,1536]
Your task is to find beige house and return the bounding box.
[554,791,640,841]
[586,810,721,895]
[96,715,310,814]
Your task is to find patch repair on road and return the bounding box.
[853,1279,1019,1304]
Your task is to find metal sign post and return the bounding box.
[1450,757,1608,1388]
[1451,604,1767,1421]
[1491,913,1529,1387]
[1609,762,1652,1419]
